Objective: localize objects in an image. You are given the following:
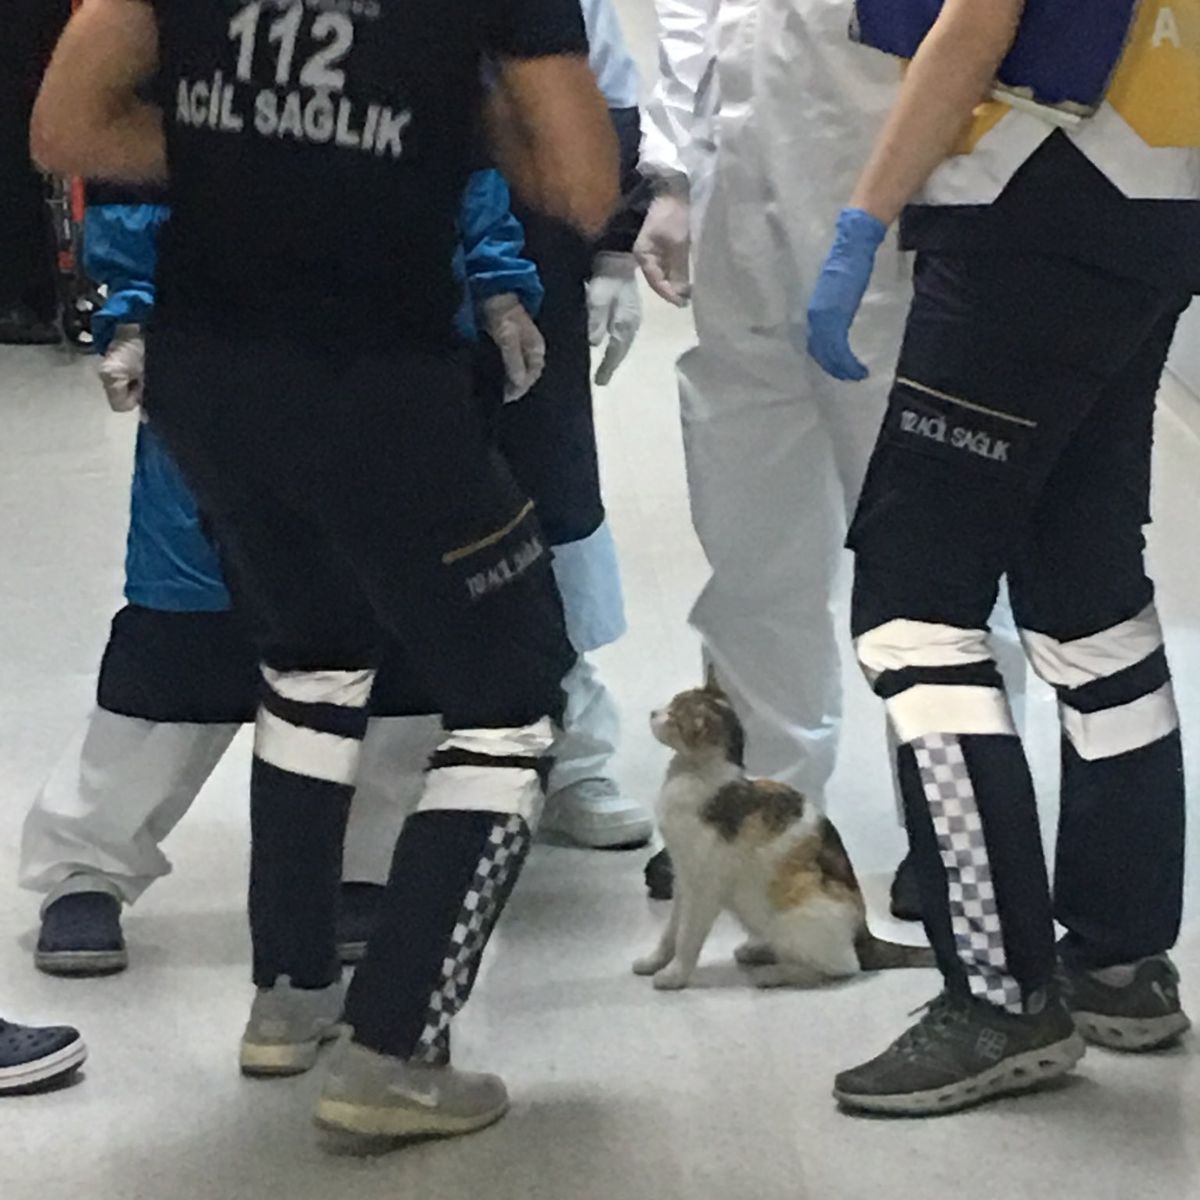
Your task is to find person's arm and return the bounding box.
[461,169,544,317]
[640,0,721,186]
[848,0,1025,225]
[486,56,618,237]
[804,0,1025,382]
[83,199,169,352]
[30,0,164,183]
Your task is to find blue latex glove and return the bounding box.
[805,208,888,382]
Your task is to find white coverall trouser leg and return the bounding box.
[19,712,442,905]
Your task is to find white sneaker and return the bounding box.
[240,976,345,1077]
[540,778,654,849]
[315,1037,509,1150]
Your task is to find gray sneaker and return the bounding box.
[315,1037,509,1151]
[834,990,1085,1117]
[1059,954,1191,1052]
[239,976,345,1078]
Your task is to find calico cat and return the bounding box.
[634,671,934,991]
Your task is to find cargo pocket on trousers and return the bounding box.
[441,500,552,607]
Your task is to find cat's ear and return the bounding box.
[704,662,724,696]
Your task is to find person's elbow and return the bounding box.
[29,104,64,175]
[557,115,621,237]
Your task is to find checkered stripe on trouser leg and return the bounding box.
[913,733,1023,1012]
[412,814,532,1065]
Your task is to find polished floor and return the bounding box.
[4,284,1200,1199]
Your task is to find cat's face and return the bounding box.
[651,673,746,765]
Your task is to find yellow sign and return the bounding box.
[1108,0,1200,146]
[958,101,1009,155]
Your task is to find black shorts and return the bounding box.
[97,605,439,724]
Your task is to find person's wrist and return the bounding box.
[838,207,889,247]
[593,250,637,279]
[645,170,689,201]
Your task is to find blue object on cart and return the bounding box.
[851,0,1141,114]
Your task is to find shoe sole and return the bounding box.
[834,1032,1086,1117]
[35,948,129,977]
[1073,1009,1192,1052]
[314,1096,509,1151]
[889,902,923,923]
[0,1037,88,1094]
[538,822,655,851]
[240,1025,343,1078]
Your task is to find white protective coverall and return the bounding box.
[641,0,1026,799]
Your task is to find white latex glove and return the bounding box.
[97,323,145,413]
[482,293,546,403]
[633,191,692,308]
[587,252,643,387]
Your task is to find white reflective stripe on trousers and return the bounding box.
[1020,604,1163,690]
[418,766,545,822]
[1059,682,1180,761]
[856,618,996,684]
[255,708,361,786]
[887,685,1017,746]
[260,665,375,708]
[436,719,556,760]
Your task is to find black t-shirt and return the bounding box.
[148,0,588,347]
[901,132,1200,294]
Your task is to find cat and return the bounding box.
[634,670,935,991]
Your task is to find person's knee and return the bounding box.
[854,612,1014,745]
[419,721,557,820]
[1017,603,1178,762]
[255,665,377,785]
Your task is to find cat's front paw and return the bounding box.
[633,953,671,976]
[653,965,691,991]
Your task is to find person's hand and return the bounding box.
[804,208,888,382]
[587,252,643,386]
[633,191,692,307]
[482,293,547,403]
[97,324,145,412]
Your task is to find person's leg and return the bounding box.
[498,210,648,849]
[343,717,442,885]
[680,344,848,796]
[1010,306,1190,1051]
[308,349,572,1096]
[835,253,1183,1116]
[541,654,653,849]
[20,606,254,974]
[887,585,1029,921]
[147,330,386,1075]
[150,328,574,1132]
[338,714,442,962]
[546,656,619,791]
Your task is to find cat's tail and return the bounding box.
[855,932,937,971]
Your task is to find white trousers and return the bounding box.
[19,658,621,904]
[547,655,620,795]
